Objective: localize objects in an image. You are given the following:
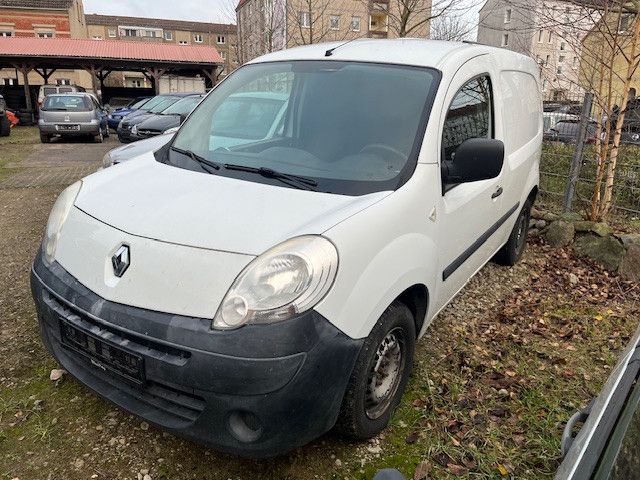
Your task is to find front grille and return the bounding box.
[42,290,205,427]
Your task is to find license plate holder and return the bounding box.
[57,124,80,131]
[60,320,145,384]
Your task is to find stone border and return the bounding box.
[530,208,640,282]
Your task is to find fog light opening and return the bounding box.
[228,410,263,443]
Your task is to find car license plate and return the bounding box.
[60,320,145,384]
[57,124,80,131]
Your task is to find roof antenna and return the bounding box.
[325,37,359,57]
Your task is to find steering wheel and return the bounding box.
[360,144,406,164]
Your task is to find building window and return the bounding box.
[108,28,116,37]
[164,31,173,40]
[56,78,71,85]
[501,33,509,46]
[558,55,565,63]
[0,31,13,37]
[217,35,225,44]
[126,77,144,88]
[179,40,189,45]
[560,42,565,50]
[543,79,547,90]
[330,15,340,30]
[350,16,361,31]
[545,54,550,65]
[548,30,552,42]
[36,31,54,38]
[92,35,103,40]
[557,66,562,74]
[145,30,157,38]
[194,34,203,43]
[299,11,311,28]
[538,30,543,42]
[123,28,137,37]
[504,8,512,23]
[220,51,227,60]
[3,78,17,86]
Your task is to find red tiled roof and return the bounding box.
[0,37,223,64]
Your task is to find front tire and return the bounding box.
[40,133,50,143]
[493,199,532,266]
[335,301,415,440]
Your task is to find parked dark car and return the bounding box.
[117,93,195,143]
[107,96,150,130]
[545,119,598,144]
[0,94,9,137]
[128,94,204,142]
[38,93,109,143]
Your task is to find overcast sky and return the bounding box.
[83,0,482,36]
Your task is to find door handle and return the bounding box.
[491,187,503,199]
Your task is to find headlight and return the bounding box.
[102,151,114,168]
[213,236,338,330]
[131,125,138,135]
[42,181,82,266]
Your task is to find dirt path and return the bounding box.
[0,136,638,480]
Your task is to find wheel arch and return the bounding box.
[395,284,429,338]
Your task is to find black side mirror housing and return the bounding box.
[442,138,504,184]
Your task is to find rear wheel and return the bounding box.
[0,115,10,137]
[39,133,50,143]
[335,301,415,440]
[493,199,532,266]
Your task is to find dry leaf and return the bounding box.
[413,460,432,480]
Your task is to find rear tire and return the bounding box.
[40,133,50,143]
[0,115,10,137]
[335,301,415,440]
[493,199,532,266]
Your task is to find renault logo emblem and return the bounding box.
[112,245,130,278]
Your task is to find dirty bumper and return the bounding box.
[31,252,362,457]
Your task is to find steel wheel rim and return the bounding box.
[365,327,405,420]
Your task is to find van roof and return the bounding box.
[248,39,535,72]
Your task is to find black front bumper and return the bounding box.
[31,252,362,457]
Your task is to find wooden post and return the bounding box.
[201,67,221,89]
[16,65,33,111]
[34,67,56,84]
[144,68,166,94]
[83,66,101,101]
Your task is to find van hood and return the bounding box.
[76,153,390,255]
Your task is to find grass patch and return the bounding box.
[0,126,39,181]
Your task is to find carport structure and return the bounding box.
[0,37,224,110]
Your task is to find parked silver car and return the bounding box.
[38,93,109,144]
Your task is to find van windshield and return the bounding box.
[42,95,91,111]
[166,61,440,195]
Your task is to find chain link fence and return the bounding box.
[539,92,640,217]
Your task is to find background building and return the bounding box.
[477,0,594,101]
[236,0,431,63]
[86,14,237,89]
[0,0,90,88]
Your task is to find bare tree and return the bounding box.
[287,0,356,46]
[430,13,473,40]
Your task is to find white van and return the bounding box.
[37,84,86,107]
[31,39,541,457]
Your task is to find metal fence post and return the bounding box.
[563,92,594,213]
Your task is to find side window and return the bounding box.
[442,76,493,164]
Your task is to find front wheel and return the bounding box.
[335,301,415,440]
[40,133,50,143]
[493,199,532,266]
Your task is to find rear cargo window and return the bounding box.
[499,71,541,151]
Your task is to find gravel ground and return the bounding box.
[0,133,638,480]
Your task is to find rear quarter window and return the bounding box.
[499,71,541,152]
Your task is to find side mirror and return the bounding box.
[442,138,504,184]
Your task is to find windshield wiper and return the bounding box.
[223,164,318,190]
[170,146,220,173]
